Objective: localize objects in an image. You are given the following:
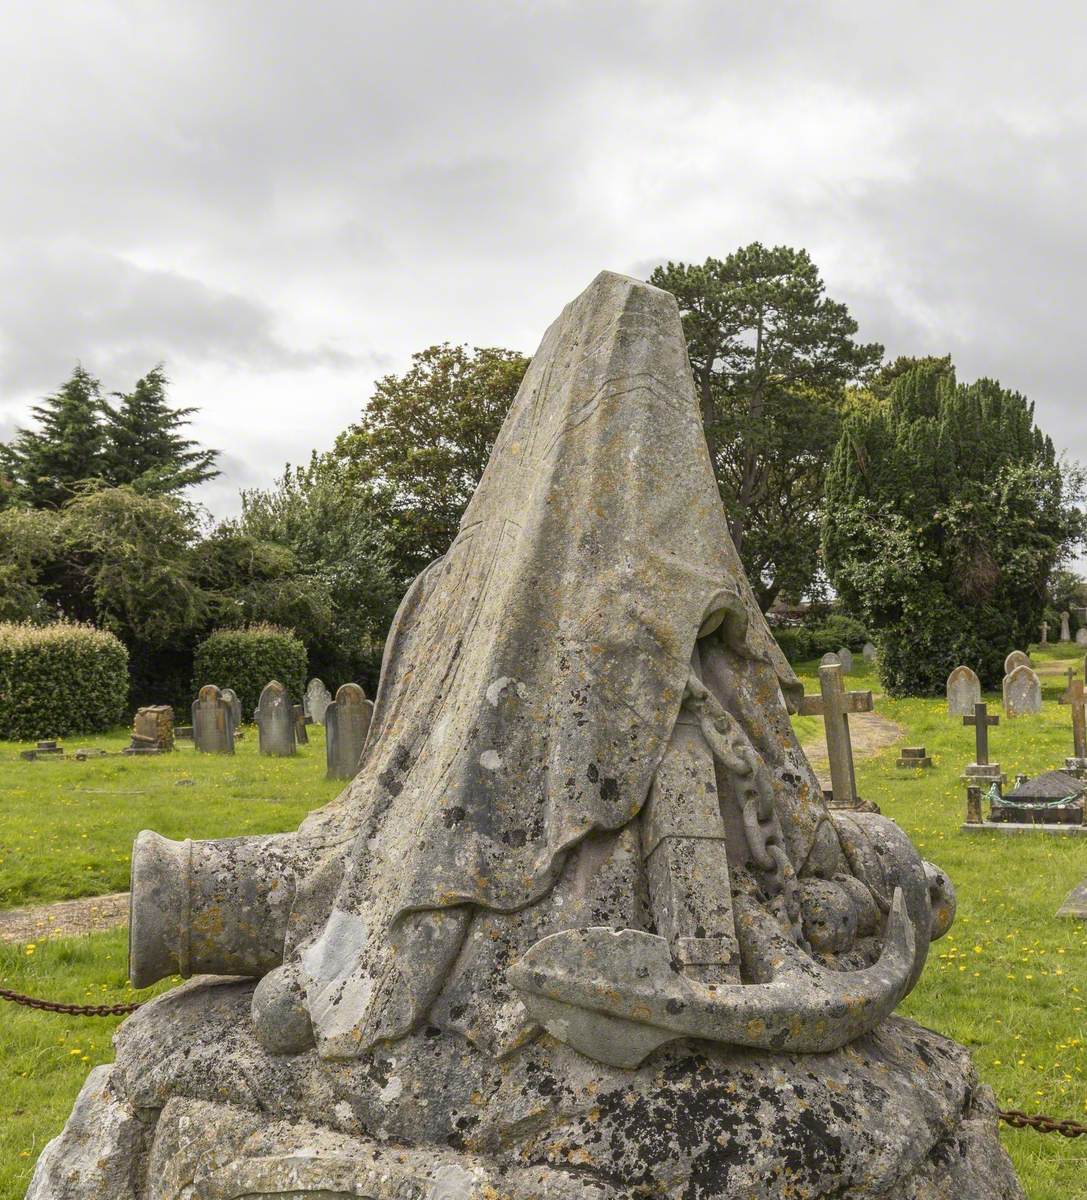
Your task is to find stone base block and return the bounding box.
[897,756,933,769]
[28,979,1024,1200]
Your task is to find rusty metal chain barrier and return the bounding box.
[998,1108,1087,1138]
[0,985,143,1017]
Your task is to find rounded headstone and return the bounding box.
[1077,628,1087,647]
[1003,664,1042,718]
[1003,650,1030,674]
[820,652,841,668]
[862,642,877,661]
[946,666,981,717]
[836,646,854,674]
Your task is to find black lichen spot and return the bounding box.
[443,805,467,828]
[600,777,619,803]
[587,763,600,783]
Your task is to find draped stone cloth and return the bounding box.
[291,271,826,1059]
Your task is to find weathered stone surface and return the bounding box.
[33,272,1019,1197]
[323,682,373,780]
[836,645,854,673]
[1077,628,1087,647]
[292,702,309,745]
[126,705,173,754]
[1003,650,1030,674]
[947,666,981,716]
[304,677,332,724]
[820,650,841,667]
[1057,878,1087,918]
[862,641,877,660]
[191,685,233,755]
[220,687,242,730]
[1003,664,1042,717]
[26,1066,150,1199]
[255,680,296,756]
[1061,610,1071,641]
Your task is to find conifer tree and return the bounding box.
[104,365,220,494]
[7,365,107,508]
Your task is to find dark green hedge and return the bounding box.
[773,615,871,664]
[193,623,307,718]
[0,622,129,740]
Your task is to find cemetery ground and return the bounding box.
[0,672,1084,1198]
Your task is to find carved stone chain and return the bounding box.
[683,673,803,941]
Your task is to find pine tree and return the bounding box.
[103,365,220,494]
[7,366,107,508]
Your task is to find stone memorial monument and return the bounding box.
[255,680,296,756]
[293,703,309,745]
[220,687,242,730]
[324,682,374,780]
[962,701,1002,790]
[862,640,876,661]
[946,665,981,716]
[1060,610,1071,641]
[1003,663,1042,717]
[124,705,174,755]
[835,645,854,673]
[1040,620,1049,645]
[191,684,234,755]
[1003,650,1030,674]
[1077,628,1087,647]
[29,273,1021,1199]
[819,650,840,667]
[1064,678,1087,774]
[305,677,333,724]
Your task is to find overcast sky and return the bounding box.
[1,1,1084,520]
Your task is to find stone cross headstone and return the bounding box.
[1065,678,1087,770]
[946,665,981,716]
[798,660,873,809]
[1040,620,1049,645]
[1061,611,1071,642]
[220,687,242,731]
[191,685,234,755]
[819,651,841,668]
[305,677,332,725]
[1003,664,1042,717]
[255,680,296,756]
[324,683,374,780]
[1003,650,1030,674]
[862,641,876,661]
[293,703,309,745]
[963,702,1001,790]
[836,646,854,674]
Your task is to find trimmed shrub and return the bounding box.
[772,627,813,664]
[805,615,870,658]
[193,623,307,718]
[0,622,129,740]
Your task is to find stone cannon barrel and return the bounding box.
[129,830,305,988]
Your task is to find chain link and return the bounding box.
[998,1108,1087,1138]
[0,985,143,1017]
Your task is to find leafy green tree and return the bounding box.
[0,507,61,621]
[823,360,1085,693]
[234,454,399,688]
[334,344,529,583]
[103,365,220,494]
[650,246,883,609]
[6,366,107,508]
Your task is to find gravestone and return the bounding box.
[1003,650,1030,674]
[254,680,296,756]
[35,273,1020,1198]
[1003,664,1042,717]
[191,685,234,755]
[124,705,173,755]
[862,641,876,661]
[836,646,854,674]
[897,746,932,769]
[305,677,332,725]
[819,651,840,667]
[1077,628,1087,647]
[1057,879,1087,919]
[1061,610,1072,641]
[798,659,874,809]
[220,687,242,731]
[946,665,981,716]
[324,683,374,780]
[1064,679,1087,774]
[989,770,1085,826]
[1040,620,1049,645]
[292,703,309,745]
[962,702,1002,789]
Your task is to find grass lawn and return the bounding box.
[0,723,342,907]
[0,661,1085,1197]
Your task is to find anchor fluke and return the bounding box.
[508,887,916,1068]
